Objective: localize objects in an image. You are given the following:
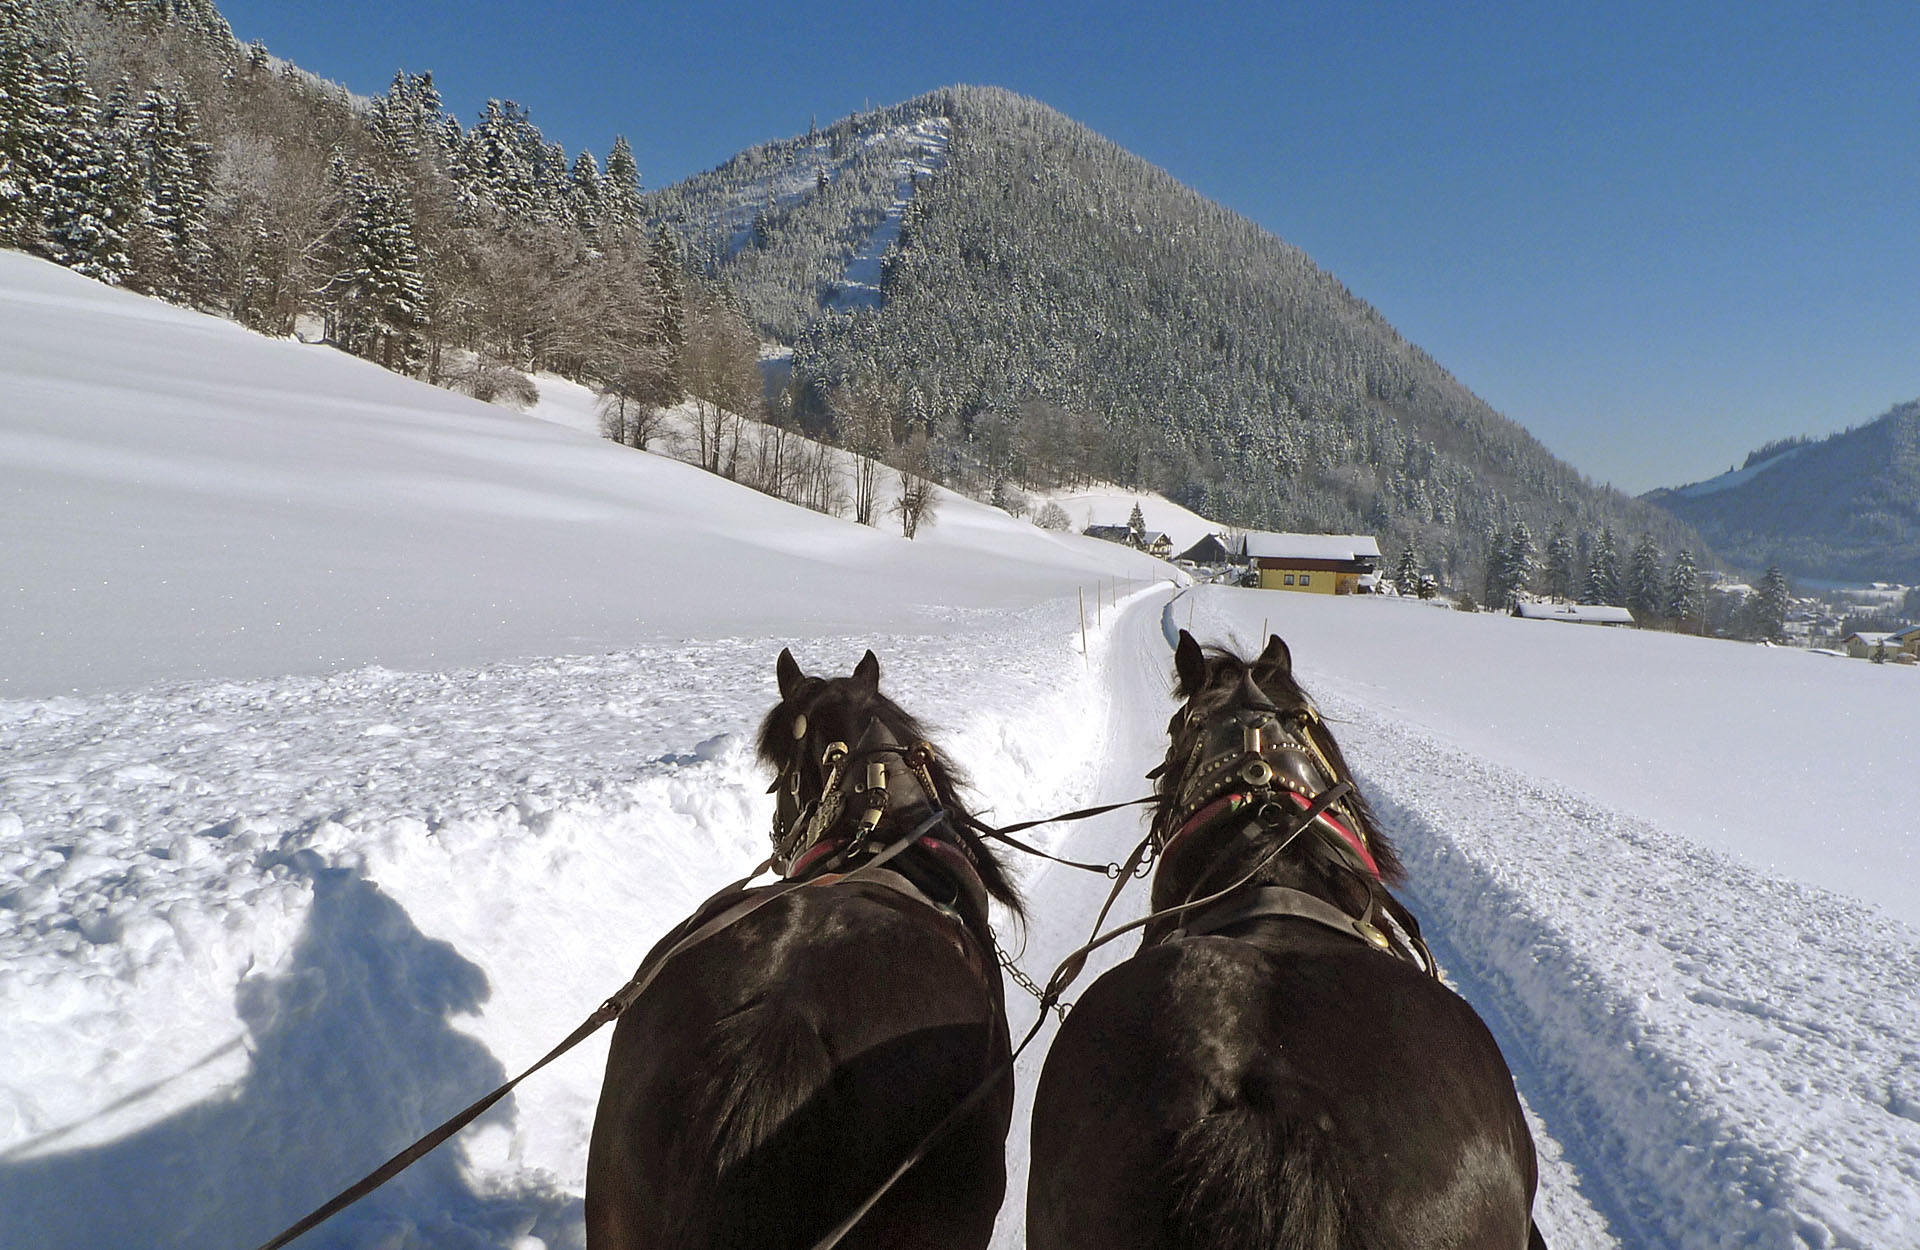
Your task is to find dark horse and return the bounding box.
[586,648,1024,1249]
[1027,631,1541,1250]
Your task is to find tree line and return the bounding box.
[1387,520,1792,641]
[2,0,681,413]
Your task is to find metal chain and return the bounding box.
[996,939,1069,1022]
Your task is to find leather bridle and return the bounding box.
[1152,692,1434,973]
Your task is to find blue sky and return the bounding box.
[214,1,1920,493]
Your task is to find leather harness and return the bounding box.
[1151,699,1436,975]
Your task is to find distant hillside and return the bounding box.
[1643,401,1920,583]
[655,85,1698,583]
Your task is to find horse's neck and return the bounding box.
[1150,819,1321,912]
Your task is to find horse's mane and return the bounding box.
[1156,642,1402,883]
[757,664,1025,915]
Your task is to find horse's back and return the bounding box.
[1029,931,1535,1250]
[587,880,1010,1250]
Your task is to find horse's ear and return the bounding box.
[1174,630,1206,692]
[776,647,804,699]
[853,649,881,696]
[1256,634,1292,675]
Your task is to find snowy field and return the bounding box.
[3,254,1918,1249]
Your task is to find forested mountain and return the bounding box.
[1643,401,1920,584]
[4,2,1701,595]
[658,85,1697,586]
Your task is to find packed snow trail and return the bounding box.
[988,585,1181,1250]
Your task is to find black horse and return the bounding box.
[1027,630,1541,1250]
[586,648,1023,1250]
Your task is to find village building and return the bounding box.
[1139,531,1173,559]
[1846,626,1920,661]
[1513,602,1637,627]
[1841,631,1896,659]
[1082,524,1137,547]
[1175,532,1242,566]
[1243,532,1380,594]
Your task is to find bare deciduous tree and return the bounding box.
[680,289,762,478]
[891,432,939,539]
[833,378,897,525]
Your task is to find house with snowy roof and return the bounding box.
[1846,625,1920,661]
[1243,532,1380,595]
[1841,631,1895,659]
[1175,533,1243,566]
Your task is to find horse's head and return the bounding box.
[1150,630,1400,908]
[757,648,1022,912]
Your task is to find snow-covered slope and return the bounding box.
[0,252,1168,697]
[4,254,1918,1250]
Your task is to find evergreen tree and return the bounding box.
[1393,541,1421,596]
[1752,565,1791,643]
[648,223,686,391]
[1482,526,1511,608]
[324,167,428,370]
[569,149,604,241]
[128,85,212,301]
[1583,526,1620,606]
[461,98,558,224]
[1627,534,1664,621]
[1666,548,1700,628]
[1543,525,1575,599]
[1499,521,1535,609]
[0,21,52,250]
[603,135,642,237]
[1127,500,1145,542]
[38,46,132,282]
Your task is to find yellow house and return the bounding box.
[1245,533,1381,595]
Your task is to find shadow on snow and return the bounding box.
[0,854,582,1250]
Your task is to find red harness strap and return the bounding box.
[1167,788,1380,880]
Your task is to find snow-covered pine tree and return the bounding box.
[324,167,428,370]
[1752,565,1791,643]
[569,149,604,242]
[1627,534,1663,621]
[39,46,132,282]
[462,99,545,224]
[1540,525,1573,599]
[1393,541,1421,596]
[1500,521,1535,609]
[128,85,213,302]
[648,223,686,389]
[1583,526,1620,606]
[0,18,53,250]
[1666,549,1700,627]
[604,135,643,238]
[1127,500,1145,542]
[1482,525,1511,608]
